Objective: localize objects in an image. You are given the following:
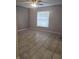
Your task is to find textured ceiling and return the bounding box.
[16,0,62,8]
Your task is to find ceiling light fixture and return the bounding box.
[31,3,37,7]
[31,0,37,7]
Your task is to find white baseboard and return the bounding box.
[17,27,62,35]
[40,30,62,35]
[17,28,28,32]
[29,27,62,35]
[31,27,62,35]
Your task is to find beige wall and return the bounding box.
[29,5,62,34]
[16,6,29,59]
[16,6,29,30]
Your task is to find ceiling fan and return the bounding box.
[23,0,47,7]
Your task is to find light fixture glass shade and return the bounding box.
[31,3,37,7]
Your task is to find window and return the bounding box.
[37,11,49,27]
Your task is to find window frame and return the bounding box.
[36,11,50,28]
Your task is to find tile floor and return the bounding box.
[17,30,62,59]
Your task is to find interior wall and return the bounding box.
[29,5,62,34]
[16,6,29,30]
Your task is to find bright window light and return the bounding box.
[37,11,49,27]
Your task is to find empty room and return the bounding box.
[16,0,62,59]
